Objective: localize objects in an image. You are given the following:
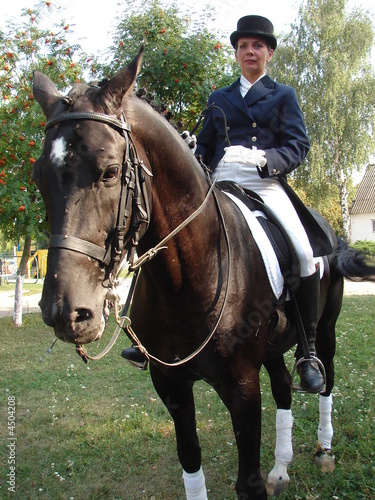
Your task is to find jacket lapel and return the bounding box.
[223,76,275,118]
[244,75,274,107]
[223,78,249,117]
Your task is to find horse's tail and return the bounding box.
[334,238,375,281]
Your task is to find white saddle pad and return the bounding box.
[224,191,284,299]
[224,192,324,300]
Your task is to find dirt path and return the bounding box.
[0,279,133,318]
[1,279,374,319]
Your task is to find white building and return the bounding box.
[350,165,375,243]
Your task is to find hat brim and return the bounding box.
[230,30,277,50]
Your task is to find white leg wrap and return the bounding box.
[182,466,208,500]
[318,394,333,450]
[266,409,293,496]
[275,409,293,464]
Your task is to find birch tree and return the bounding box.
[270,0,375,239]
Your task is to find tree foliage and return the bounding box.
[0,1,96,324]
[2,0,375,250]
[101,0,237,129]
[0,1,90,247]
[269,0,375,238]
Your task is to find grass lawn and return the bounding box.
[0,281,44,296]
[1,296,374,499]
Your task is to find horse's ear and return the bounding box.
[33,70,61,119]
[99,46,144,113]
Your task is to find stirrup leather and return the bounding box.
[291,355,326,393]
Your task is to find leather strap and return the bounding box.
[49,234,110,265]
[45,112,131,132]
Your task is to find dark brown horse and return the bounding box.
[32,49,375,499]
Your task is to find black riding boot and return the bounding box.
[295,268,325,393]
[121,345,148,370]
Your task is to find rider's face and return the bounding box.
[235,37,273,83]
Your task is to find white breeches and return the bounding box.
[214,162,315,277]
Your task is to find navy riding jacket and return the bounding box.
[196,75,310,178]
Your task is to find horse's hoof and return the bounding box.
[266,477,290,497]
[315,448,336,472]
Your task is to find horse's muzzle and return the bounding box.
[39,295,106,344]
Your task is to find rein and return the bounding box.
[130,164,218,271]
[124,174,232,368]
[76,167,232,367]
[45,106,232,367]
[129,101,231,271]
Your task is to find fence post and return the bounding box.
[0,258,4,286]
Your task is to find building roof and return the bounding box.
[351,165,375,215]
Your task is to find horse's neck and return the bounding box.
[131,105,209,221]
[131,106,218,289]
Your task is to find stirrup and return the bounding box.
[124,358,149,371]
[291,355,326,393]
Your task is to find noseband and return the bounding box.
[44,110,151,281]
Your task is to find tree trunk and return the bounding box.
[337,169,351,242]
[13,236,32,327]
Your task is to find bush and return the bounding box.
[352,240,375,256]
[352,240,375,267]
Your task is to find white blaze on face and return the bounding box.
[51,137,67,168]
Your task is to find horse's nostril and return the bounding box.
[75,309,93,324]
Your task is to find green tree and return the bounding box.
[270,0,375,239]
[101,0,237,129]
[0,1,91,324]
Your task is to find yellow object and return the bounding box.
[25,249,48,279]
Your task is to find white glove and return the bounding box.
[222,145,267,168]
[180,130,197,153]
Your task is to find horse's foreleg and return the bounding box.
[149,365,207,500]
[266,409,293,496]
[264,357,293,497]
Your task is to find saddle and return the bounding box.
[217,181,301,299]
[216,181,330,386]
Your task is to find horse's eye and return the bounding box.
[103,166,119,181]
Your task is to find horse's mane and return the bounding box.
[92,78,182,130]
[135,87,183,130]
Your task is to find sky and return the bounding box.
[1,0,375,59]
[1,0,374,173]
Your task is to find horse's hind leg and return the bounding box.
[263,356,293,497]
[314,278,342,472]
[315,332,335,472]
[149,365,207,500]
[215,366,267,500]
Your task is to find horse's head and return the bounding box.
[33,48,150,345]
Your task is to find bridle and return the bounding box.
[45,109,152,283]
[44,105,232,367]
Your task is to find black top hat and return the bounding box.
[230,15,277,50]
